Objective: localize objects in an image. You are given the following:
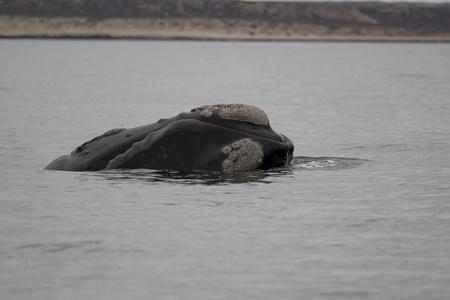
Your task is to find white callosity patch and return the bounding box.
[200,109,213,118]
[222,138,264,172]
[197,104,269,126]
[103,128,126,136]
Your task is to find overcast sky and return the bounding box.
[244,0,450,3]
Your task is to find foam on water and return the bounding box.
[291,156,367,170]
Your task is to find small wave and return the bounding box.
[291,156,366,170]
[16,241,102,253]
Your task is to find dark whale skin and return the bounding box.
[44,104,294,172]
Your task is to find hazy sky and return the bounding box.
[244,0,450,3]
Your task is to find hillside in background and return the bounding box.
[1,0,450,41]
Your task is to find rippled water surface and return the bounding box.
[1,40,449,300]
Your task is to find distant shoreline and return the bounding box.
[1,1,449,42]
[2,35,449,43]
[1,16,449,43]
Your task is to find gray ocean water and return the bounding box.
[1,39,449,299]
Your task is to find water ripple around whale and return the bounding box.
[290,156,367,171]
[90,156,367,185]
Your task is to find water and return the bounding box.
[1,39,449,299]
